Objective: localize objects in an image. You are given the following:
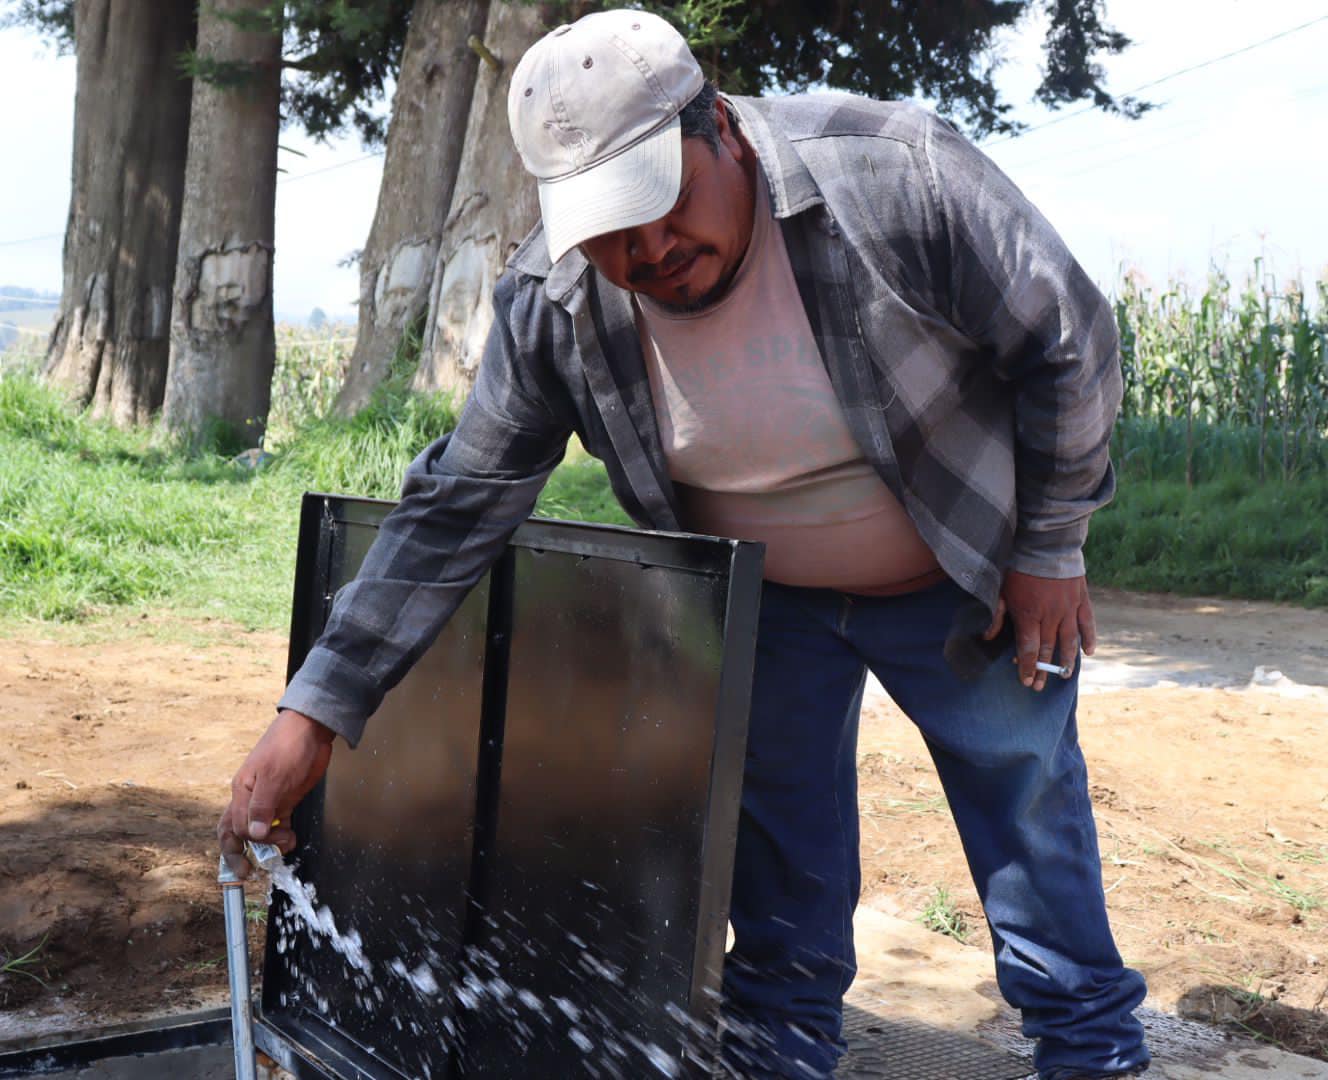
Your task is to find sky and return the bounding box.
[1,0,1326,325]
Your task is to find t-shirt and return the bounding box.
[635,175,941,594]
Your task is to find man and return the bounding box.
[220,10,1149,1078]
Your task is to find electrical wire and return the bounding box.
[1056,126,1210,180]
[1000,114,1202,173]
[0,293,60,305]
[0,232,63,247]
[996,75,1328,177]
[277,151,384,185]
[982,13,1328,147]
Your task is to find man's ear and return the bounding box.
[715,100,744,160]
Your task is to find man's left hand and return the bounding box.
[983,571,1096,691]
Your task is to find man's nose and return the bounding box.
[626,218,675,265]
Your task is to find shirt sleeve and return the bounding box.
[278,280,572,746]
[921,112,1123,579]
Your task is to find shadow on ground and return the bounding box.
[1179,982,1328,1062]
[0,786,253,1018]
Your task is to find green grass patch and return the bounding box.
[919,885,970,944]
[0,374,289,623]
[537,454,632,526]
[3,344,1326,629]
[0,934,50,987]
[0,365,628,629]
[1088,435,1328,604]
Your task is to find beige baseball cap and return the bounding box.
[507,9,705,263]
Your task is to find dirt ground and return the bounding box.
[1,590,1326,1058]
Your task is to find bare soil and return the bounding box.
[1,591,1326,1057]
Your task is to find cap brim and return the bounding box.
[538,116,682,264]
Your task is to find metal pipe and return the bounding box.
[219,844,281,1080]
[219,856,257,1080]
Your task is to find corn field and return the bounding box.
[9,269,1327,490]
[266,270,1328,489]
[267,323,355,443]
[1114,266,1328,485]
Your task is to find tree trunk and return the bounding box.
[334,0,492,417]
[161,0,281,446]
[43,0,195,427]
[415,1,545,400]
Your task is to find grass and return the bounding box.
[919,885,970,944]
[1094,265,1328,601]
[1,934,50,987]
[2,263,1326,627]
[0,371,290,624]
[1144,831,1326,917]
[861,793,948,818]
[1087,455,1328,605]
[1281,848,1328,866]
[1180,980,1328,1061]
[0,343,629,630]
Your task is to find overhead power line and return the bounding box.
[982,13,1328,147]
[1057,126,1209,180]
[0,293,60,306]
[0,232,63,248]
[278,151,384,185]
[997,75,1328,175]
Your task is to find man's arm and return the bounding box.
[921,113,1122,689]
[221,278,572,871]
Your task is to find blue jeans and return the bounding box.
[720,579,1149,1079]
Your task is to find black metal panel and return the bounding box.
[260,495,762,1080]
[263,496,488,1080]
[457,544,759,1079]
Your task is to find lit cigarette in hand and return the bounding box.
[1035,661,1073,678]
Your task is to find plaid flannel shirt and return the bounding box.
[280,92,1123,747]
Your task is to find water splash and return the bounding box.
[263,868,707,1078]
[267,863,371,975]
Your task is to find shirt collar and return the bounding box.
[725,95,823,220]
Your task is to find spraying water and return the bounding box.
[259,850,710,1077]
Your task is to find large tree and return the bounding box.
[414,0,545,399]
[7,0,410,431]
[342,0,1145,407]
[161,0,283,445]
[162,0,425,441]
[32,0,195,426]
[334,0,492,417]
[11,0,1144,423]
[667,0,1147,135]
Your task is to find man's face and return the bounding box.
[579,103,755,313]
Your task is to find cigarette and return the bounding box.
[1035,661,1073,678]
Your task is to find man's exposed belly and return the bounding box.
[678,461,942,595]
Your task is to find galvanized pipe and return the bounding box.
[219,859,257,1080]
[219,843,281,1080]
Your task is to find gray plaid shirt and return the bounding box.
[281,92,1122,746]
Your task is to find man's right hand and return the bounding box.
[218,708,336,879]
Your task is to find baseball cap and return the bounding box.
[507,9,705,263]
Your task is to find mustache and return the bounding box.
[627,246,713,286]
